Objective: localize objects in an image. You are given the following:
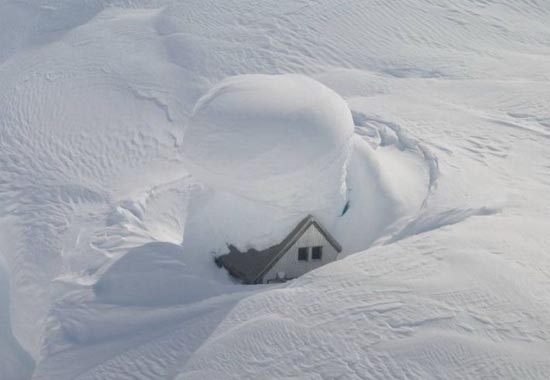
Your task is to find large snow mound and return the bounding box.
[182,74,354,209]
[1,1,550,379]
[179,74,424,256]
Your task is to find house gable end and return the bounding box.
[253,215,341,283]
[310,221,342,253]
[260,221,341,283]
[218,215,342,284]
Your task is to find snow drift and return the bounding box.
[182,74,354,209]
[1,1,550,380]
[181,74,422,257]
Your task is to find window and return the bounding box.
[312,246,323,260]
[298,247,309,261]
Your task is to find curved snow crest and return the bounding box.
[385,206,500,244]
[351,111,440,200]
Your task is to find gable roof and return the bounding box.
[215,215,342,283]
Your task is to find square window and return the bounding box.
[312,246,323,260]
[298,247,309,261]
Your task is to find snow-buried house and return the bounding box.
[216,215,342,284]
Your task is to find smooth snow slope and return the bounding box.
[0,1,549,379]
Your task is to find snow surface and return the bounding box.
[182,74,354,204]
[1,0,550,379]
[181,73,417,255]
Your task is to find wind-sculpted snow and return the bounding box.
[179,222,550,379]
[180,74,412,256]
[1,0,550,379]
[182,74,354,207]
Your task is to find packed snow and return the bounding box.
[181,73,421,256]
[182,74,354,204]
[1,1,550,379]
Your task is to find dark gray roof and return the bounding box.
[215,215,342,284]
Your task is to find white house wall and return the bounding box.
[262,224,339,283]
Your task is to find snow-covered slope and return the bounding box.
[1,1,549,379]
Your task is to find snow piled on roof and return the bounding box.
[180,73,352,254]
[183,74,354,207]
[180,74,418,256]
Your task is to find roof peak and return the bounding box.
[217,214,342,284]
